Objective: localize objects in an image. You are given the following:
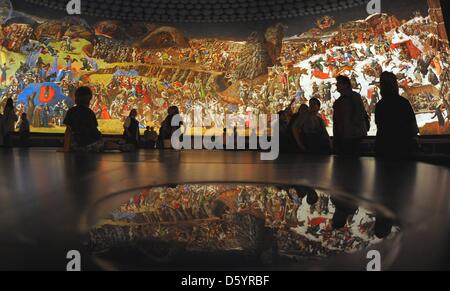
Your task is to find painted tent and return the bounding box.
[17,82,74,109]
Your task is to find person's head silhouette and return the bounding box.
[75,86,93,107]
[309,98,321,114]
[5,98,14,110]
[129,109,137,118]
[380,72,399,99]
[336,75,353,96]
[168,106,179,116]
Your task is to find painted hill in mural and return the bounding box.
[35,17,94,41]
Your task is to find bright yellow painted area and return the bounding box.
[30,119,129,135]
[1,48,26,85]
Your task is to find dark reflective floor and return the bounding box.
[0,149,449,270]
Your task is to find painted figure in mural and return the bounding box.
[32,105,42,128]
[432,105,446,128]
[1,63,8,85]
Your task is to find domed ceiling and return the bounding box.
[22,0,368,23]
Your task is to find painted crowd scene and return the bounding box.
[0,0,449,135]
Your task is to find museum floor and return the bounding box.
[0,149,449,270]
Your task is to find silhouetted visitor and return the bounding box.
[222,128,228,149]
[294,99,331,154]
[375,72,419,157]
[143,126,158,149]
[18,113,30,147]
[123,109,140,148]
[279,98,299,153]
[158,106,182,149]
[333,76,369,155]
[278,109,291,152]
[292,104,309,152]
[2,98,18,148]
[63,86,104,152]
[233,127,238,147]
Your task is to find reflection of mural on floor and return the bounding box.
[88,184,400,268]
[0,1,448,135]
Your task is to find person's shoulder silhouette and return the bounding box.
[375,72,418,156]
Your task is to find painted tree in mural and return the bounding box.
[234,32,272,81]
[234,23,286,81]
[265,23,287,66]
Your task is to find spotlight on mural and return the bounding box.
[0,0,449,135]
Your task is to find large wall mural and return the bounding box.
[0,0,449,135]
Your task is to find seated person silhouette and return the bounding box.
[63,86,104,152]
